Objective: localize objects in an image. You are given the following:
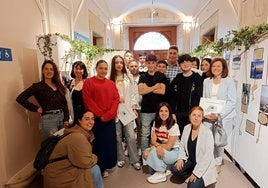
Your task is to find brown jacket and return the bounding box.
[43,125,97,188]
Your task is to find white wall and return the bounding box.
[191,0,268,186]
[228,39,268,187]
[0,0,43,187]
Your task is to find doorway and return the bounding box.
[129,26,177,60]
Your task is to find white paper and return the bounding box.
[199,97,226,115]
[117,103,136,126]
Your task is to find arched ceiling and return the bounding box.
[97,0,208,25]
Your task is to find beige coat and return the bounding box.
[43,125,98,188]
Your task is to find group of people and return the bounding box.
[16,45,236,188]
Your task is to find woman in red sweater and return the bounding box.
[82,60,120,177]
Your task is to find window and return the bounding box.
[134,32,170,50]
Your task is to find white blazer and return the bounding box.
[203,77,236,119]
[179,124,217,186]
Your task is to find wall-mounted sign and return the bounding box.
[0,47,13,61]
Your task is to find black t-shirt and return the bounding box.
[138,71,168,113]
[187,129,197,165]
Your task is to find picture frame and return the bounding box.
[253,48,264,60]
[250,60,264,79]
[245,119,255,136]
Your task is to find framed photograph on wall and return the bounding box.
[259,85,268,126]
[245,119,255,136]
[232,55,241,70]
[241,83,250,113]
[253,48,264,60]
[250,60,264,79]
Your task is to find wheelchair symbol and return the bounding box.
[5,50,10,58]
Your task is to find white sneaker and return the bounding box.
[117,160,125,168]
[138,148,142,156]
[165,170,171,176]
[124,148,128,156]
[133,162,141,170]
[102,170,109,178]
[147,172,167,184]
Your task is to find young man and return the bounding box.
[138,52,148,75]
[165,45,181,83]
[138,54,168,151]
[128,59,142,155]
[156,60,168,74]
[169,54,203,135]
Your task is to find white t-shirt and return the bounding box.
[151,122,180,148]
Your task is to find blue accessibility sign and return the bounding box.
[0,47,13,61]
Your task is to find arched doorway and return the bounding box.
[129,26,177,60]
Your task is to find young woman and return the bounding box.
[203,57,236,173]
[16,60,69,140]
[82,60,120,177]
[171,106,217,188]
[143,102,180,184]
[44,110,103,188]
[200,58,212,79]
[67,61,88,126]
[110,55,141,170]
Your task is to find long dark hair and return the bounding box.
[41,60,66,96]
[77,109,93,123]
[110,55,128,82]
[154,102,175,130]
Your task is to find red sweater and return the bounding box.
[82,77,120,121]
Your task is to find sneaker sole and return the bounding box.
[147,177,167,184]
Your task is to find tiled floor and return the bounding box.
[30,153,256,188]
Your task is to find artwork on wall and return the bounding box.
[253,48,264,60]
[245,119,255,136]
[232,55,241,70]
[250,60,264,79]
[258,85,268,126]
[241,83,250,113]
[224,50,231,61]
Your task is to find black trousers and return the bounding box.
[171,160,205,188]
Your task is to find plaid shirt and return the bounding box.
[165,63,181,82]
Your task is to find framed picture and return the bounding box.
[232,55,241,70]
[199,97,226,115]
[250,60,264,79]
[253,48,264,60]
[245,119,255,136]
[259,85,268,126]
[241,83,250,113]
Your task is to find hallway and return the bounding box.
[29,153,257,188]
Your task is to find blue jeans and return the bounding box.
[39,112,63,141]
[116,120,139,164]
[144,147,179,172]
[140,113,155,151]
[91,164,103,188]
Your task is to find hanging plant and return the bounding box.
[36,33,57,60]
[191,23,268,58]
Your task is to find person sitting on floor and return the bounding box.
[142,102,180,184]
[43,110,103,188]
[171,106,217,188]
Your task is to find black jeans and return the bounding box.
[171,160,205,188]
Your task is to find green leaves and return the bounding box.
[191,23,268,58]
